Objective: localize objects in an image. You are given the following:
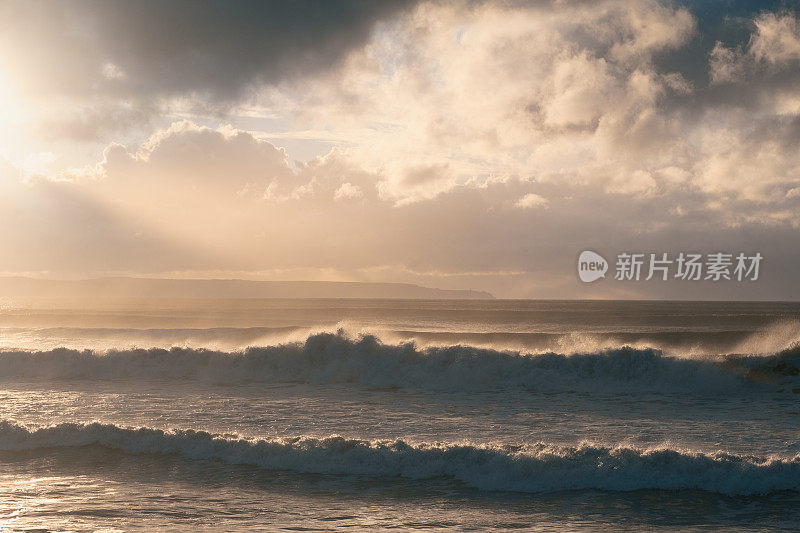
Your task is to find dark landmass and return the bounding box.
[0,277,494,300]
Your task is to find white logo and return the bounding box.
[578,250,608,282]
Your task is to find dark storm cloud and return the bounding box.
[0,0,416,102]
[3,0,800,298]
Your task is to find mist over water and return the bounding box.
[1,299,800,530]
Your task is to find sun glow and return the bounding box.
[0,64,23,137]
[0,65,16,113]
[0,63,38,174]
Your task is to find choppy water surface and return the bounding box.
[1,299,799,531]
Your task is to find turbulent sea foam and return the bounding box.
[0,331,797,393]
[1,420,798,496]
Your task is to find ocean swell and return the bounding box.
[0,420,797,496]
[0,332,795,393]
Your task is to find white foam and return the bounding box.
[1,331,789,393]
[1,420,797,496]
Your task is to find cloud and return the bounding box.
[334,182,364,202]
[515,193,548,209]
[33,102,157,142]
[94,121,294,190]
[709,41,747,84]
[750,12,800,66]
[3,2,800,299]
[0,0,418,141]
[2,118,794,299]
[0,0,416,102]
[708,12,800,85]
[275,1,800,209]
[280,0,698,201]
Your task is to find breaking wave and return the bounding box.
[0,420,797,496]
[0,332,797,392]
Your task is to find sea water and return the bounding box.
[0,299,799,531]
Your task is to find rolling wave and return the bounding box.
[0,325,777,353]
[0,332,797,392]
[1,420,797,496]
[3,319,799,356]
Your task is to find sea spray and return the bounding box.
[1,331,794,393]
[1,420,798,496]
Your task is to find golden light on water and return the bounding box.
[0,2,799,530]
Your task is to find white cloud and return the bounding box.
[3,2,800,299]
[2,117,800,299]
[274,0,696,203]
[708,13,800,85]
[750,12,800,66]
[605,170,657,197]
[708,42,746,84]
[515,193,548,209]
[334,182,363,201]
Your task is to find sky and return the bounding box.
[0,0,799,299]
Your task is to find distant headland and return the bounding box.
[0,277,494,300]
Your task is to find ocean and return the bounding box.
[0,299,799,531]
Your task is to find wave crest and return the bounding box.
[0,332,796,392]
[1,420,797,495]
